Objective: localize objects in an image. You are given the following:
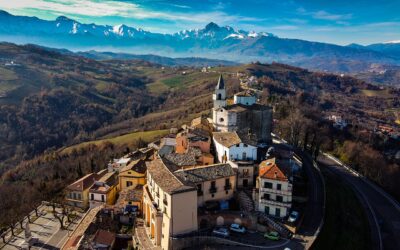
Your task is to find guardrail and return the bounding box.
[323,152,400,210]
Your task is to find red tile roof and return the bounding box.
[259,158,289,182]
[93,229,115,246]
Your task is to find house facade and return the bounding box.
[257,158,292,218]
[143,158,198,250]
[89,172,119,208]
[65,170,107,210]
[213,131,257,162]
[118,159,147,190]
[174,164,236,207]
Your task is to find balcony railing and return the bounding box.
[209,187,217,194]
[260,198,291,208]
[224,183,232,191]
[260,187,292,196]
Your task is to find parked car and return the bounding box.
[229,223,246,233]
[212,227,230,237]
[264,231,280,241]
[204,201,220,211]
[288,211,299,223]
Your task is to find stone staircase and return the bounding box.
[237,190,255,212]
[237,189,292,238]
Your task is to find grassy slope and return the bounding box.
[312,169,372,250]
[60,129,169,154]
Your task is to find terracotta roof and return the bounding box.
[225,103,271,112]
[259,158,290,182]
[164,147,202,167]
[174,164,235,184]
[120,159,147,174]
[93,229,115,246]
[146,158,195,194]
[90,172,118,193]
[213,131,241,148]
[67,173,97,192]
[115,185,143,208]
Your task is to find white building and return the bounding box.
[233,91,257,106]
[211,75,273,143]
[257,158,292,218]
[213,131,257,162]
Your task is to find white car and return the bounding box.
[229,223,246,233]
[288,211,299,223]
[212,227,230,237]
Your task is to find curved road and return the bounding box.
[318,154,400,250]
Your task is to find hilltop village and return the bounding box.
[58,76,303,250]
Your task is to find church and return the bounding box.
[212,75,273,145]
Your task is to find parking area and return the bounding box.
[1,205,84,250]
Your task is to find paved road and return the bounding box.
[293,149,325,248]
[272,140,325,249]
[1,205,82,250]
[319,155,400,250]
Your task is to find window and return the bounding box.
[225,178,230,186]
[126,181,133,187]
[211,181,216,189]
[277,184,282,190]
[73,193,76,200]
[217,93,222,100]
[219,118,224,122]
[265,206,270,214]
[91,194,94,200]
[263,193,270,200]
[243,144,248,147]
[101,195,105,202]
[242,152,247,160]
[276,208,281,217]
[263,182,273,189]
[77,193,81,200]
[276,195,283,202]
[197,184,203,196]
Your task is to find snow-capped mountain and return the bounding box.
[0,10,400,72]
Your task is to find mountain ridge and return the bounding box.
[0,10,400,76]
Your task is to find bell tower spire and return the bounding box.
[213,74,226,109]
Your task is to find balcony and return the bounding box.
[209,187,217,194]
[197,190,204,196]
[260,187,292,196]
[260,197,291,208]
[224,183,232,191]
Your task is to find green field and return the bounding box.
[312,169,372,250]
[61,129,169,154]
[146,71,220,94]
[361,89,393,98]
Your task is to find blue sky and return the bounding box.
[0,0,399,45]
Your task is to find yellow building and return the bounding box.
[65,170,107,210]
[118,159,147,190]
[143,157,198,250]
[89,171,119,208]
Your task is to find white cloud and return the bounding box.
[296,7,352,22]
[0,0,261,25]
